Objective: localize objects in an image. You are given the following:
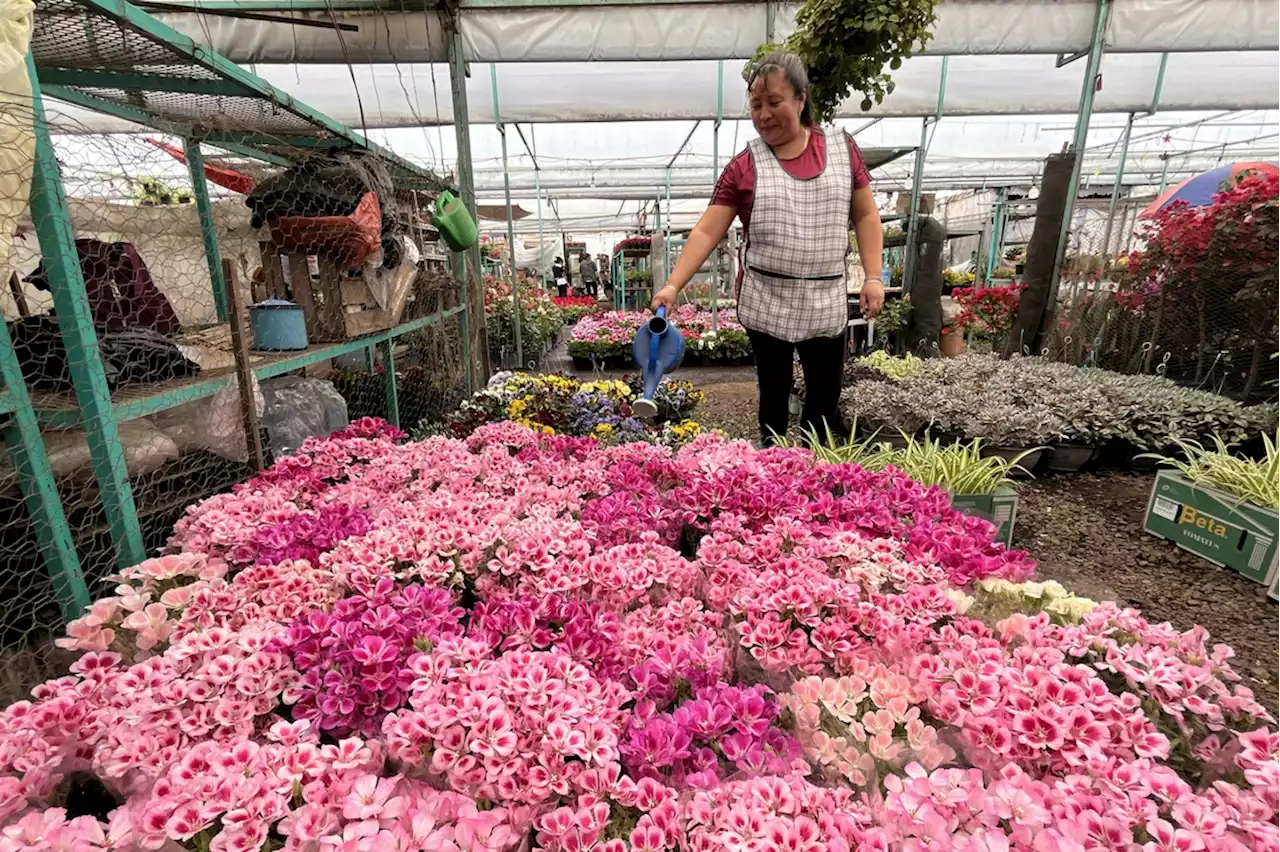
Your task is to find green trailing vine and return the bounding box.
[750,0,939,123]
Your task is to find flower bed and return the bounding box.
[568,306,752,367]
[553,296,606,326]
[486,276,566,364]
[845,352,1277,456]
[5,419,1278,851]
[429,371,705,445]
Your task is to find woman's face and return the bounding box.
[749,71,805,148]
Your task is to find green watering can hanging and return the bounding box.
[433,189,479,252]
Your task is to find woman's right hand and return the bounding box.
[651,284,679,313]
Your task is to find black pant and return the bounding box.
[747,328,849,448]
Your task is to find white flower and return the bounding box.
[945,588,975,615]
[1045,596,1099,621]
[978,578,1016,595]
[1019,581,1046,600]
[1040,580,1069,600]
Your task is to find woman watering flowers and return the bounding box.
[652,50,884,446]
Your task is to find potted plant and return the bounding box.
[871,296,912,347]
[795,429,1032,545]
[1141,435,1279,588]
[939,322,964,357]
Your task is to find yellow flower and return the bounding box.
[595,423,614,435]
[507,398,528,418]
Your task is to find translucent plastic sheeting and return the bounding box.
[142,0,1280,65]
[42,50,1280,135]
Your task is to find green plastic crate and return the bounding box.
[951,486,1018,547]
[1143,470,1279,586]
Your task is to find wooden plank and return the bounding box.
[223,260,264,471]
[7,272,29,318]
[259,241,287,299]
[286,251,324,340]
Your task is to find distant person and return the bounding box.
[579,252,599,298]
[597,254,612,297]
[552,256,567,298]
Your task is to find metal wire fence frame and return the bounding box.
[0,13,478,702]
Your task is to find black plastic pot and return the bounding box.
[1128,454,1160,473]
[1045,443,1099,473]
[981,445,1044,475]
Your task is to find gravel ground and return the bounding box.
[690,379,1279,711]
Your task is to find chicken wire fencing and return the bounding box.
[933,181,1278,404]
[1046,186,1278,402]
[0,103,469,703]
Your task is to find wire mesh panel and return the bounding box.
[1049,179,1278,401]
[0,465,79,705]
[0,87,464,701]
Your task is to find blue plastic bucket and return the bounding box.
[249,298,308,351]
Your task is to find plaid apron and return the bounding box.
[737,126,852,343]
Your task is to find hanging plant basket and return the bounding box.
[756,0,940,122]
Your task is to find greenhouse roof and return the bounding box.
[33,0,1280,232]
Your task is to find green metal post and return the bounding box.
[654,195,662,311]
[490,63,522,366]
[983,188,1006,286]
[1100,112,1134,277]
[1048,0,1112,303]
[711,59,723,331]
[27,54,146,569]
[1157,155,1171,194]
[378,339,399,428]
[994,194,1009,266]
[663,168,671,283]
[0,317,89,620]
[184,140,230,322]
[447,14,482,388]
[902,57,946,295]
[1149,53,1168,115]
[613,252,623,311]
[532,126,545,288]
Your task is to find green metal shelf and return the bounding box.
[30,305,467,428]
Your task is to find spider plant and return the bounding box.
[786,425,1035,495]
[889,433,1036,495]
[1143,434,1279,509]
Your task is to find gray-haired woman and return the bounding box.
[652,50,884,446]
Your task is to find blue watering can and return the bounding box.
[632,306,685,419]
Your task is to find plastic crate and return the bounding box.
[1143,470,1278,586]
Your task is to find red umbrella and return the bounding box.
[146,138,256,196]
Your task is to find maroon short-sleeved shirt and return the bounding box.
[712,130,871,293]
[711,130,872,235]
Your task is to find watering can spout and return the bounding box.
[632,306,685,420]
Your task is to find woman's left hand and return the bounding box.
[861,277,885,318]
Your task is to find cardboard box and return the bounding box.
[951,486,1018,547]
[1143,470,1279,585]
